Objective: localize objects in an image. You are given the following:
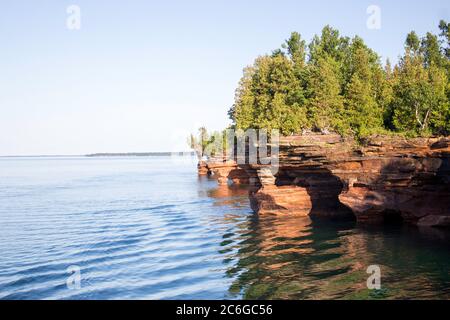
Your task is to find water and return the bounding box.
[0,156,449,300]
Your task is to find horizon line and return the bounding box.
[0,151,195,158]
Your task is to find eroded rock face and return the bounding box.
[250,185,312,216]
[337,136,450,226]
[197,161,210,175]
[248,134,355,219]
[205,160,251,185]
[201,135,450,227]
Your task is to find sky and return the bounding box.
[1,0,449,155]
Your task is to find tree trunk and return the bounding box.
[421,108,431,131]
[415,104,425,129]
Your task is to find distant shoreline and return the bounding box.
[85,152,195,157]
[0,152,195,158]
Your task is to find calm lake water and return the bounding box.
[0,156,449,300]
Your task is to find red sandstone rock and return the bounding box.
[203,134,450,227]
[249,134,355,219]
[197,161,210,175]
[418,215,450,227]
[204,160,250,185]
[338,136,450,225]
[250,185,312,216]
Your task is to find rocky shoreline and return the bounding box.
[199,134,450,228]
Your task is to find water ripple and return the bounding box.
[1,157,450,299]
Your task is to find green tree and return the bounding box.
[253,54,307,134]
[421,32,444,67]
[346,38,391,136]
[381,59,396,129]
[306,55,344,132]
[405,31,421,53]
[392,53,448,134]
[282,31,307,77]
[439,20,450,59]
[230,53,307,135]
[309,25,349,65]
[344,45,384,136]
[229,22,450,139]
[228,66,255,129]
[189,127,210,159]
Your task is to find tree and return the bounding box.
[421,32,444,67]
[392,53,448,134]
[381,59,396,129]
[253,54,307,134]
[439,20,450,59]
[189,127,210,159]
[344,44,384,136]
[405,31,421,53]
[229,53,308,135]
[282,32,307,77]
[229,22,450,139]
[309,25,349,65]
[307,55,344,132]
[389,27,450,135]
[228,66,255,130]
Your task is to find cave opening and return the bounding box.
[382,210,404,225]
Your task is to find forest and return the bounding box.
[227,21,450,138]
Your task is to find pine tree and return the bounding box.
[228,22,450,139]
[228,66,255,130]
[439,20,450,59]
[405,31,421,53]
[307,55,344,132]
[421,32,444,67]
[229,54,308,135]
[309,25,349,65]
[282,32,307,78]
[344,46,383,136]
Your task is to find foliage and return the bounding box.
[189,127,210,158]
[189,127,232,159]
[229,52,307,135]
[228,22,450,138]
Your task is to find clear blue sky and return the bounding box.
[1,0,449,155]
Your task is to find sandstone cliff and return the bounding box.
[201,134,450,228]
[337,136,450,227]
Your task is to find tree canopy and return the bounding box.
[228,22,450,138]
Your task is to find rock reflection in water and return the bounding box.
[196,175,251,209]
[204,184,450,300]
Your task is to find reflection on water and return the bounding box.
[0,157,449,300]
[207,181,450,300]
